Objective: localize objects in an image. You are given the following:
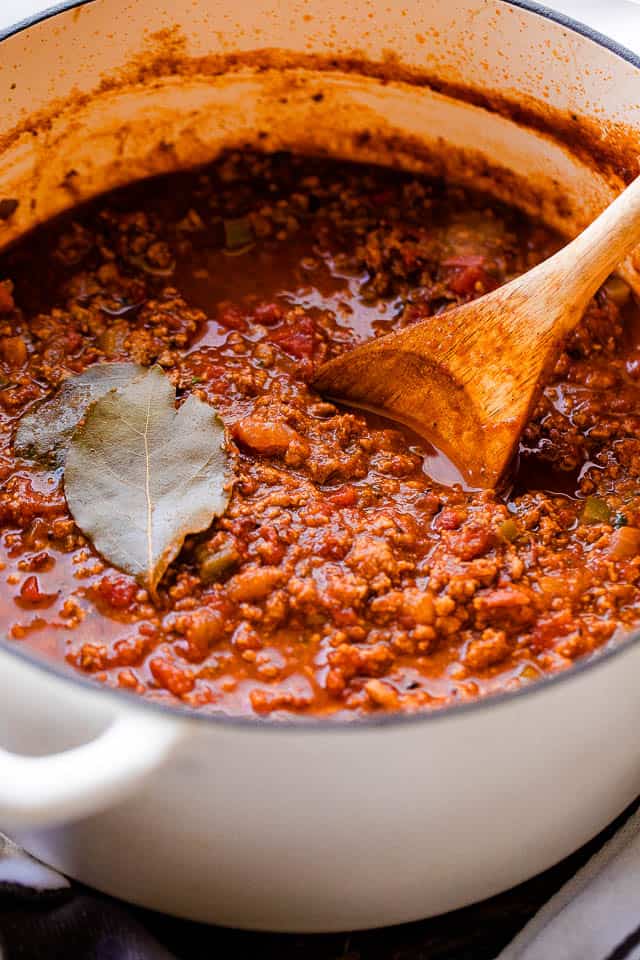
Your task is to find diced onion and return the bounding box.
[608,526,640,559]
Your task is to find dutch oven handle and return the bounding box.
[0,648,184,828]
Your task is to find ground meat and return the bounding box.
[1,150,639,719]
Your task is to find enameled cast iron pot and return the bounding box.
[1,0,640,932]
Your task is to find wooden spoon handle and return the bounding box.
[545,173,640,317]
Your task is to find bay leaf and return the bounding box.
[15,362,144,467]
[64,365,231,596]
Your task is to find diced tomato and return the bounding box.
[442,255,497,296]
[448,525,494,560]
[97,575,137,610]
[433,508,464,531]
[449,266,492,295]
[253,302,283,326]
[216,302,246,331]
[531,614,573,652]
[190,360,226,392]
[19,575,56,604]
[327,484,358,508]
[270,316,316,359]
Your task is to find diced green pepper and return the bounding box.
[581,496,611,524]
[499,518,519,541]
[614,512,628,528]
[196,542,240,583]
[224,217,254,251]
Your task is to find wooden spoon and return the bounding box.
[312,176,640,488]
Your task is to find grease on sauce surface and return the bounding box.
[1,150,640,718]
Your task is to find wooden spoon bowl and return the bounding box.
[313,176,640,487]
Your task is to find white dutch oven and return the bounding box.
[1,0,640,932]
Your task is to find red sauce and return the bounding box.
[0,150,639,718]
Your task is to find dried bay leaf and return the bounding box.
[64,365,231,596]
[15,362,144,467]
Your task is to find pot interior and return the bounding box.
[1,0,640,722]
[1,0,640,285]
